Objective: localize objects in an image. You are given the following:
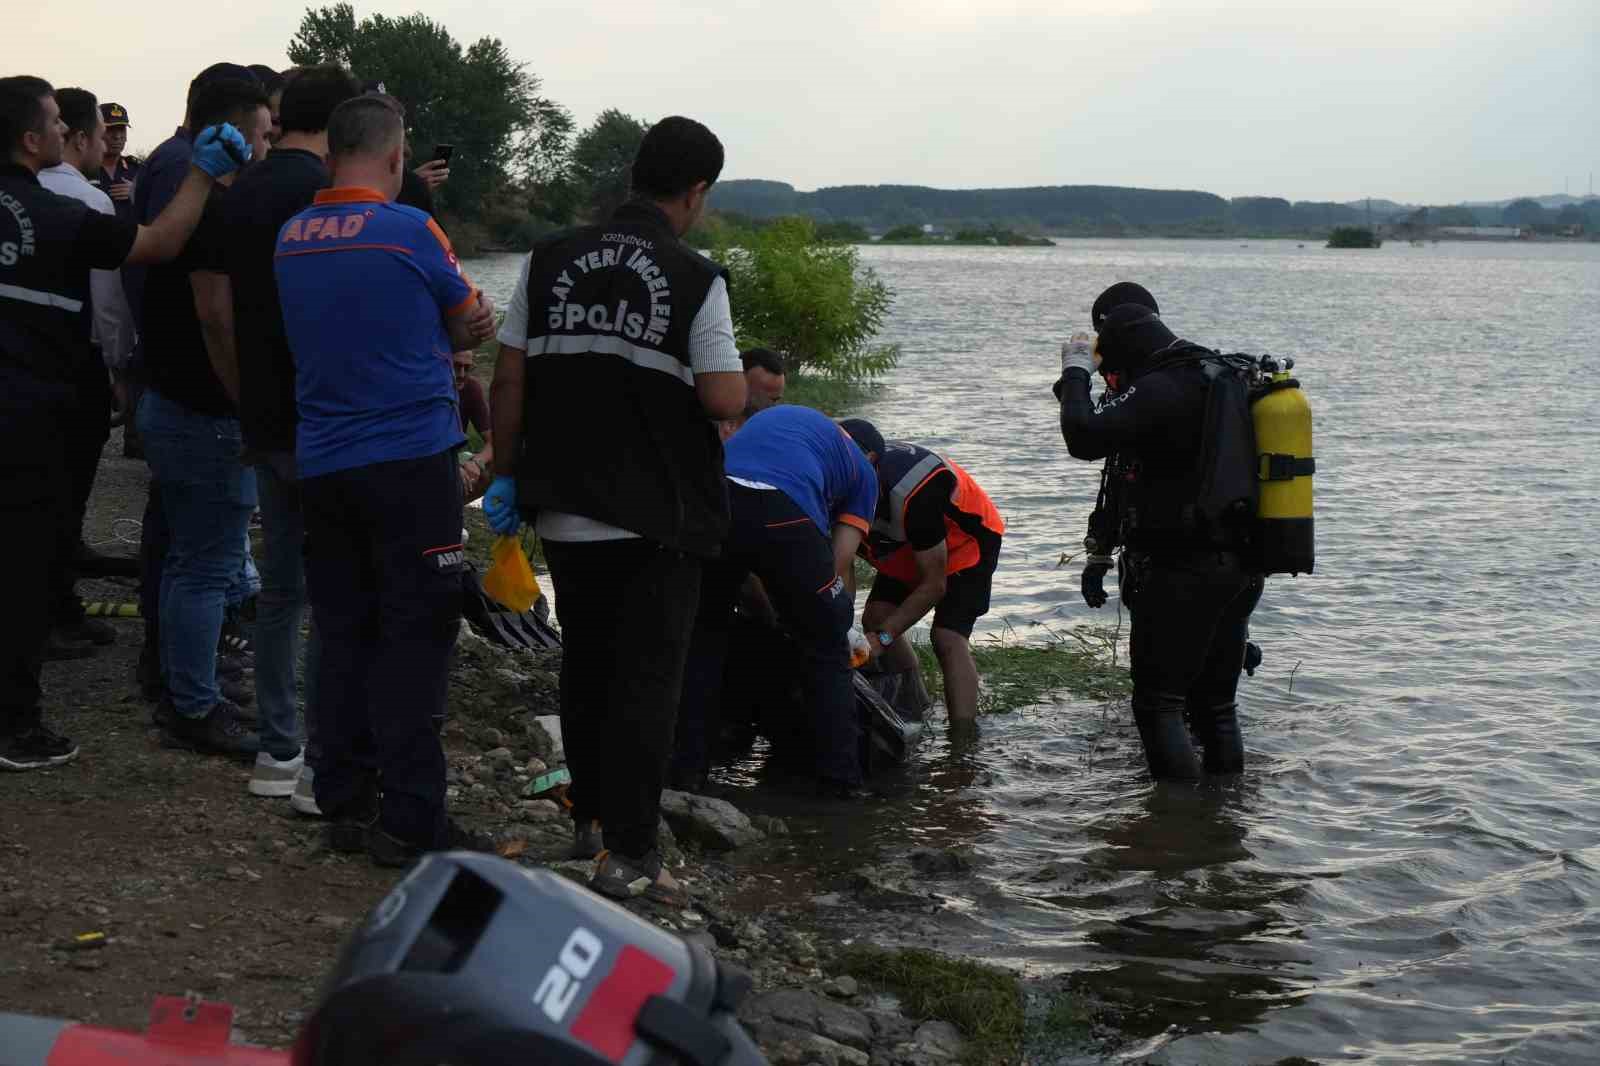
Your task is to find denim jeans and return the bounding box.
[254,456,320,761]
[137,390,257,718]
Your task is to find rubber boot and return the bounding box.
[1194,701,1244,773]
[1132,691,1200,781]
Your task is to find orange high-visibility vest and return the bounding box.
[863,442,1004,582]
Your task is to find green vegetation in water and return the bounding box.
[1326,225,1383,248]
[838,946,1025,1066]
[782,373,881,417]
[879,224,1053,247]
[914,626,1130,715]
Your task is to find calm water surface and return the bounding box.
[470,240,1600,1064]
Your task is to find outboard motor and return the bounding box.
[293,852,768,1066]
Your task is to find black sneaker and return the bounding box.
[368,818,496,869]
[161,700,259,757]
[220,675,255,708]
[56,617,116,646]
[0,724,80,771]
[218,616,253,658]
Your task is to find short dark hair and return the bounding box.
[0,76,53,157]
[279,65,360,135]
[55,87,99,138]
[248,65,283,94]
[631,116,723,200]
[189,78,270,136]
[327,95,404,161]
[186,62,258,112]
[741,348,786,376]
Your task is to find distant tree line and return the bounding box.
[710,182,1600,239]
[284,7,1599,248]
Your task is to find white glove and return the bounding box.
[1061,331,1096,376]
[848,626,871,668]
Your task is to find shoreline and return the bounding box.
[3,416,1120,1065]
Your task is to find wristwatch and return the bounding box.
[876,630,895,648]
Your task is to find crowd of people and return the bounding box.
[3,57,1266,904]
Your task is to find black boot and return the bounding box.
[1194,701,1244,773]
[1132,692,1200,781]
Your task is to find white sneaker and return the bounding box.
[248,748,305,798]
[289,763,323,816]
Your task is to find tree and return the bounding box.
[287,5,571,220]
[711,218,898,382]
[569,109,648,222]
[1501,198,1548,227]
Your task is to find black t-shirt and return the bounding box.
[141,190,231,416]
[221,148,330,452]
[903,469,958,551]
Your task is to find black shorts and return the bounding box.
[866,530,1001,639]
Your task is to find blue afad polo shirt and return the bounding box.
[274,186,476,479]
[725,406,878,537]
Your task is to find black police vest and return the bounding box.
[517,201,729,556]
[0,169,95,384]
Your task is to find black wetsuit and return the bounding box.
[1059,359,1263,778]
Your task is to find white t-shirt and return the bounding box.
[38,163,135,369]
[496,250,741,542]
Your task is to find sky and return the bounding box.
[21,0,1599,204]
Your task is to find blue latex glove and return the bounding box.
[191,123,251,179]
[483,475,521,535]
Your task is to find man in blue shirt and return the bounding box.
[275,94,495,867]
[672,405,879,796]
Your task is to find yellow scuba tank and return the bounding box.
[1252,358,1314,574]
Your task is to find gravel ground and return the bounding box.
[0,425,991,1063]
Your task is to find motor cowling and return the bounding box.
[292,853,767,1066]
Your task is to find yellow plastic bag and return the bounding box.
[483,535,542,613]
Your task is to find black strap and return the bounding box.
[635,995,732,1066]
[1259,453,1315,481]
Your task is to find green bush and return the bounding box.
[711,217,899,382]
[881,223,926,242]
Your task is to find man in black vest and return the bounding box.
[486,117,745,906]
[0,75,249,771]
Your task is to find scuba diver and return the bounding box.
[1056,283,1265,780]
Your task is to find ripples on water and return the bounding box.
[471,241,1600,1063]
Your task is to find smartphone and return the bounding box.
[430,144,454,165]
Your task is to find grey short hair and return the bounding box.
[327,94,403,161]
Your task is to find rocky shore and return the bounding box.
[0,432,1127,1065]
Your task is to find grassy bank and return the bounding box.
[839,946,1025,1065]
[915,625,1129,715]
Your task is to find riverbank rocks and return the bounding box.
[658,790,766,851]
[908,847,974,876]
[739,988,947,1066]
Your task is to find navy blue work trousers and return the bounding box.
[302,448,463,846]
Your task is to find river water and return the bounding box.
[468,240,1600,1064]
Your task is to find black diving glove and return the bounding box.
[1080,557,1113,608]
